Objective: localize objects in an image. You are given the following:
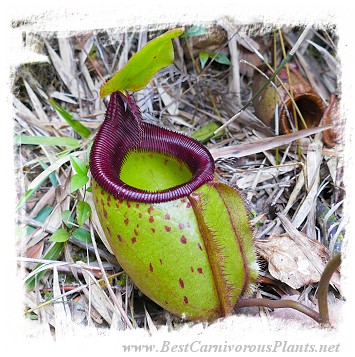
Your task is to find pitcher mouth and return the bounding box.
[280,93,326,134]
[90,91,215,203]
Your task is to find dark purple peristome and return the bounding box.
[90,91,215,203]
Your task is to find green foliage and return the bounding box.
[25,242,64,290]
[27,204,53,235]
[100,28,184,97]
[199,51,231,68]
[61,207,92,242]
[70,174,89,193]
[70,156,89,193]
[48,228,70,243]
[70,156,88,176]
[213,52,231,65]
[16,174,47,210]
[199,51,210,69]
[19,51,95,294]
[49,98,91,138]
[181,25,230,70]
[39,159,58,188]
[249,209,263,227]
[192,122,224,142]
[61,210,74,228]
[76,201,91,227]
[180,25,208,38]
[14,135,80,148]
[72,227,92,243]
[115,274,127,287]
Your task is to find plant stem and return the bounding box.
[318,253,342,326]
[237,252,342,327]
[237,297,321,323]
[273,29,279,165]
[278,28,304,161]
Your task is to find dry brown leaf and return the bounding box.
[255,232,341,290]
[70,295,87,325]
[292,141,322,235]
[45,37,85,98]
[81,268,115,325]
[23,80,49,123]
[234,165,295,190]
[25,241,44,259]
[52,266,74,339]
[209,125,331,160]
[29,186,56,218]
[25,290,55,328]
[156,83,179,115]
[279,212,341,293]
[238,46,264,77]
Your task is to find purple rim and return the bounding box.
[90,91,215,203]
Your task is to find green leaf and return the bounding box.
[72,227,92,243]
[48,228,70,243]
[76,201,91,226]
[61,210,74,228]
[199,52,231,68]
[214,52,231,66]
[116,274,127,287]
[17,152,75,210]
[181,25,208,38]
[100,28,184,97]
[199,51,209,69]
[86,186,92,192]
[27,205,53,235]
[70,174,89,193]
[39,159,58,188]
[86,140,93,161]
[16,176,47,210]
[70,156,87,175]
[14,135,80,148]
[192,122,224,142]
[25,242,64,290]
[50,98,91,138]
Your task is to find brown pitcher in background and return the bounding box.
[252,64,341,148]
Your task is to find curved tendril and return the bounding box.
[237,254,342,326]
[318,253,342,326]
[236,297,321,324]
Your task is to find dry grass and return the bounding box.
[13,19,344,337]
